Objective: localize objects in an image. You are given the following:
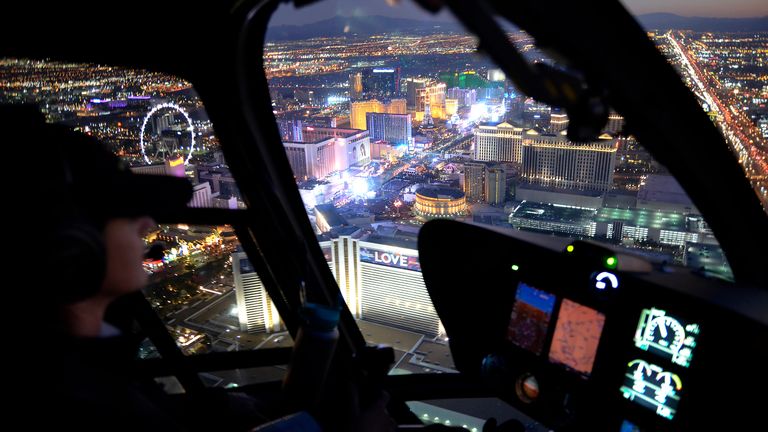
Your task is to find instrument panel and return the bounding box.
[633,308,699,369]
[418,220,768,431]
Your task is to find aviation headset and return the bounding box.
[7,105,192,305]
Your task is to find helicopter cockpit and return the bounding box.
[1,0,767,431]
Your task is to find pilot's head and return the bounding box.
[3,105,193,306]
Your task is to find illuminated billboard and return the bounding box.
[359,247,421,272]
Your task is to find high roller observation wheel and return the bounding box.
[139,102,195,165]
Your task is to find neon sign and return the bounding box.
[359,247,421,271]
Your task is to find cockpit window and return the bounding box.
[262,0,753,372]
[1,59,287,385]
[0,58,245,210]
[618,2,768,211]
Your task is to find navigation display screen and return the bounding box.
[548,299,605,376]
[620,359,682,420]
[634,308,699,368]
[507,282,556,355]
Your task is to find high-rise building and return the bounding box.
[361,67,400,98]
[276,113,339,141]
[385,99,407,114]
[284,127,370,179]
[550,109,569,133]
[351,101,382,130]
[233,252,282,333]
[605,112,625,135]
[480,86,504,101]
[463,162,486,202]
[446,98,458,116]
[485,166,507,205]
[416,82,447,120]
[365,112,412,147]
[446,87,477,107]
[197,165,241,199]
[189,182,213,208]
[278,118,304,142]
[474,122,524,163]
[405,77,428,108]
[461,161,506,204]
[302,127,370,168]
[284,140,338,180]
[521,130,617,191]
[152,112,174,135]
[319,232,444,336]
[350,99,407,130]
[349,71,363,100]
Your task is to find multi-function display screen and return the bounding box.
[548,299,605,376]
[620,359,682,420]
[507,282,556,355]
[634,308,699,368]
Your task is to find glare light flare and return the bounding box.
[198,286,223,295]
[351,177,370,196]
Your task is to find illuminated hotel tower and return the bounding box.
[350,99,407,130]
[349,72,363,100]
[521,130,617,191]
[326,236,361,318]
[416,82,447,120]
[233,252,282,333]
[485,166,507,205]
[320,235,443,336]
[605,112,625,135]
[366,112,412,146]
[474,122,524,163]
[463,162,486,202]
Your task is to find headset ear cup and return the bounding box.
[54,222,106,304]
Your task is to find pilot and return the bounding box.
[4,106,201,430]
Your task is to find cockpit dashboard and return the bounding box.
[419,220,768,431]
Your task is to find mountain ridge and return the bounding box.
[265,13,768,40]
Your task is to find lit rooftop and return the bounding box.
[595,207,687,230]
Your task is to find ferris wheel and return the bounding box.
[139,102,196,165]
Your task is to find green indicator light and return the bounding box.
[566,245,575,253]
[511,264,520,271]
[606,256,617,268]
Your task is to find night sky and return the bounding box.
[269,0,768,26]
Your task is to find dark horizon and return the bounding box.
[269,0,768,26]
[265,13,768,40]
[268,11,768,28]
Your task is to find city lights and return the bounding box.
[1,7,759,372]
